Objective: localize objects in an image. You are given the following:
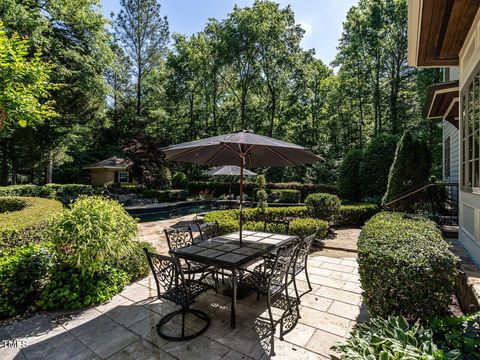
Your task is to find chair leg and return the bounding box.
[266,296,276,356]
[156,307,210,341]
[304,265,313,293]
[292,275,301,318]
[181,309,186,339]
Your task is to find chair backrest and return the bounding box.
[164,228,194,250]
[295,234,315,269]
[264,219,290,234]
[196,221,221,241]
[268,242,298,295]
[143,248,187,301]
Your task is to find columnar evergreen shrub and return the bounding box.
[171,171,188,189]
[382,131,432,204]
[337,149,363,201]
[256,189,268,212]
[358,212,457,319]
[305,193,341,219]
[359,133,398,198]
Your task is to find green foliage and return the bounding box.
[0,244,51,318]
[48,196,138,274]
[288,218,329,239]
[360,133,399,198]
[268,189,301,203]
[0,184,55,198]
[338,149,363,201]
[157,166,172,189]
[305,193,341,220]
[257,174,266,189]
[204,207,328,238]
[113,241,153,282]
[383,131,432,204]
[358,212,457,320]
[142,189,188,202]
[430,312,480,359]
[171,171,188,189]
[39,264,129,310]
[332,316,459,359]
[0,197,63,248]
[334,203,379,226]
[0,21,59,133]
[256,189,268,212]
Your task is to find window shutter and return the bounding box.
[129,172,133,183]
[114,171,119,183]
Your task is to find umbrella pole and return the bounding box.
[239,156,244,245]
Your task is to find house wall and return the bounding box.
[443,120,459,184]
[459,8,480,263]
[89,169,115,186]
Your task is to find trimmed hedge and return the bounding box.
[142,189,188,202]
[0,197,63,248]
[305,193,341,220]
[267,189,301,203]
[0,184,102,203]
[203,207,328,239]
[188,181,336,200]
[334,203,379,226]
[358,212,457,320]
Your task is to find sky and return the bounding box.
[100,0,358,66]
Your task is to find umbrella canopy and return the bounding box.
[161,130,323,243]
[161,130,323,167]
[207,165,257,177]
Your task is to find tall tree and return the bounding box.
[115,0,169,117]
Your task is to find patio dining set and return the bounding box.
[143,220,316,355]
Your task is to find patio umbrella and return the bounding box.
[161,130,323,243]
[207,165,257,199]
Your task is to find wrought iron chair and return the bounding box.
[194,221,221,241]
[143,249,212,341]
[164,228,212,281]
[191,221,227,284]
[240,242,300,355]
[291,234,315,302]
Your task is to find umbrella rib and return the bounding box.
[164,146,202,161]
[265,146,297,166]
[205,147,227,165]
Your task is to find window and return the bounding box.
[444,136,450,179]
[118,171,129,183]
[461,70,480,190]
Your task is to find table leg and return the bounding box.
[231,268,237,329]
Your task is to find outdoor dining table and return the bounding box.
[169,230,298,329]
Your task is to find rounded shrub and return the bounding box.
[337,149,363,201]
[288,218,328,238]
[0,244,51,318]
[256,189,268,212]
[171,171,188,189]
[334,203,379,227]
[267,189,301,203]
[0,197,63,248]
[305,193,341,220]
[48,196,138,274]
[358,212,457,320]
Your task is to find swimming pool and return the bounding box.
[128,204,214,223]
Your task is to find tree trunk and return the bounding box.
[45,151,53,184]
[136,65,142,116]
[1,139,8,186]
[269,89,276,137]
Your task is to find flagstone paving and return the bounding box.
[1,219,365,360]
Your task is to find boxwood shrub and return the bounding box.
[203,207,328,239]
[267,189,301,203]
[0,244,51,318]
[0,184,55,198]
[0,184,102,203]
[334,203,379,226]
[358,212,457,320]
[142,189,188,202]
[305,193,341,220]
[0,197,63,248]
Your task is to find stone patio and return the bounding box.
[1,218,366,360]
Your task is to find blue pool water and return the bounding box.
[130,204,213,223]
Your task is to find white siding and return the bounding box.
[443,120,459,183]
[450,67,460,81]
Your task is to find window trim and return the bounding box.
[460,62,480,193]
[118,171,130,183]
